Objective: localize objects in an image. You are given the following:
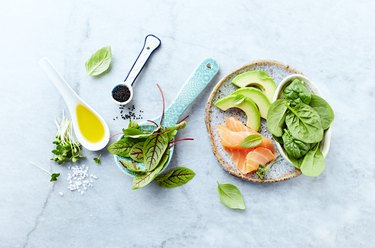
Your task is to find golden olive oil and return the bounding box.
[76,104,105,143]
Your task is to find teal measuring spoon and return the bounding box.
[114,58,219,176]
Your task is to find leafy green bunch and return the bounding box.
[108,85,195,189]
[51,116,84,164]
[267,79,334,176]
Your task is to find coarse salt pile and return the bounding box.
[67,164,98,195]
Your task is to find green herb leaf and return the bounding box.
[119,159,146,174]
[300,144,325,176]
[129,142,144,162]
[283,79,311,106]
[93,155,101,164]
[267,99,288,137]
[309,95,334,130]
[240,134,262,148]
[107,138,135,157]
[132,165,164,190]
[51,117,84,165]
[217,182,245,210]
[143,133,169,171]
[85,46,112,76]
[282,129,311,159]
[285,103,324,143]
[155,167,195,188]
[50,173,60,182]
[128,120,139,129]
[256,165,268,180]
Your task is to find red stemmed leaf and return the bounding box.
[143,132,169,171]
[129,142,145,162]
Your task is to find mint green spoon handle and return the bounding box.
[161,58,219,127]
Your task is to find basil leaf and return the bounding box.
[267,99,288,137]
[283,79,311,106]
[107,138,135,157]
[217,182,245,210]
[240,134,262,148]
[129,142,144,162]
[282,129,311,159]
[85,46,112,76]
[300,144,325,176]
[285,103,324,143]
[309,95,334,130]
[155,167,195,188]
[143,133,169,171]
[50,173,60,182]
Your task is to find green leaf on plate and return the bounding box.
[217,182,245,210]
[240,134,262,148]
[85,46,112,76]
[119,159,145,174]
[155,167,195,188]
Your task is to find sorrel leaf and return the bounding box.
[143,133,169,171]
[155,167,195,188]
[107,138,135,157]
[240,134,263,148]
[129,142,144,162]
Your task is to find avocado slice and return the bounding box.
[215,95,260,131]
[231,88,271,119]
[232,70,276,101]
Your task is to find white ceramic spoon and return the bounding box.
[39,58,110,151]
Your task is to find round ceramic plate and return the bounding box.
[205,60,303,183]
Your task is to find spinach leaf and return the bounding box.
[300,144,325,176]
[217,182,245,210]
[282,129,311,159]
[240,134,262,148]
[107,138,135,157]
[309,95,334,129]
[85,46,112,76]
[283,79,311,106]
[129,142,144,162]
[143,133,169,171]
[155,167,195,188]
[285,103,323,143]
[287,154,303,169]
[267,99,288,137]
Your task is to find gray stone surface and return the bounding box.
[1,0,374,247]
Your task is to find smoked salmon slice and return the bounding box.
[245,147,276,172]
[217,124,275,153]
[217,117,277,174]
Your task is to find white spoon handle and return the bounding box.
[124,34,161,86]
[39,57,78,109]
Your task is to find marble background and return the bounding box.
[1,0,375,247]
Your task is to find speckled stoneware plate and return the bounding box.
[205,60,303,183]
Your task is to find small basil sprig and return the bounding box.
[240,134,262,148]
[85,46,112,76]
[155,167,195,188]
[217,182,245,210]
